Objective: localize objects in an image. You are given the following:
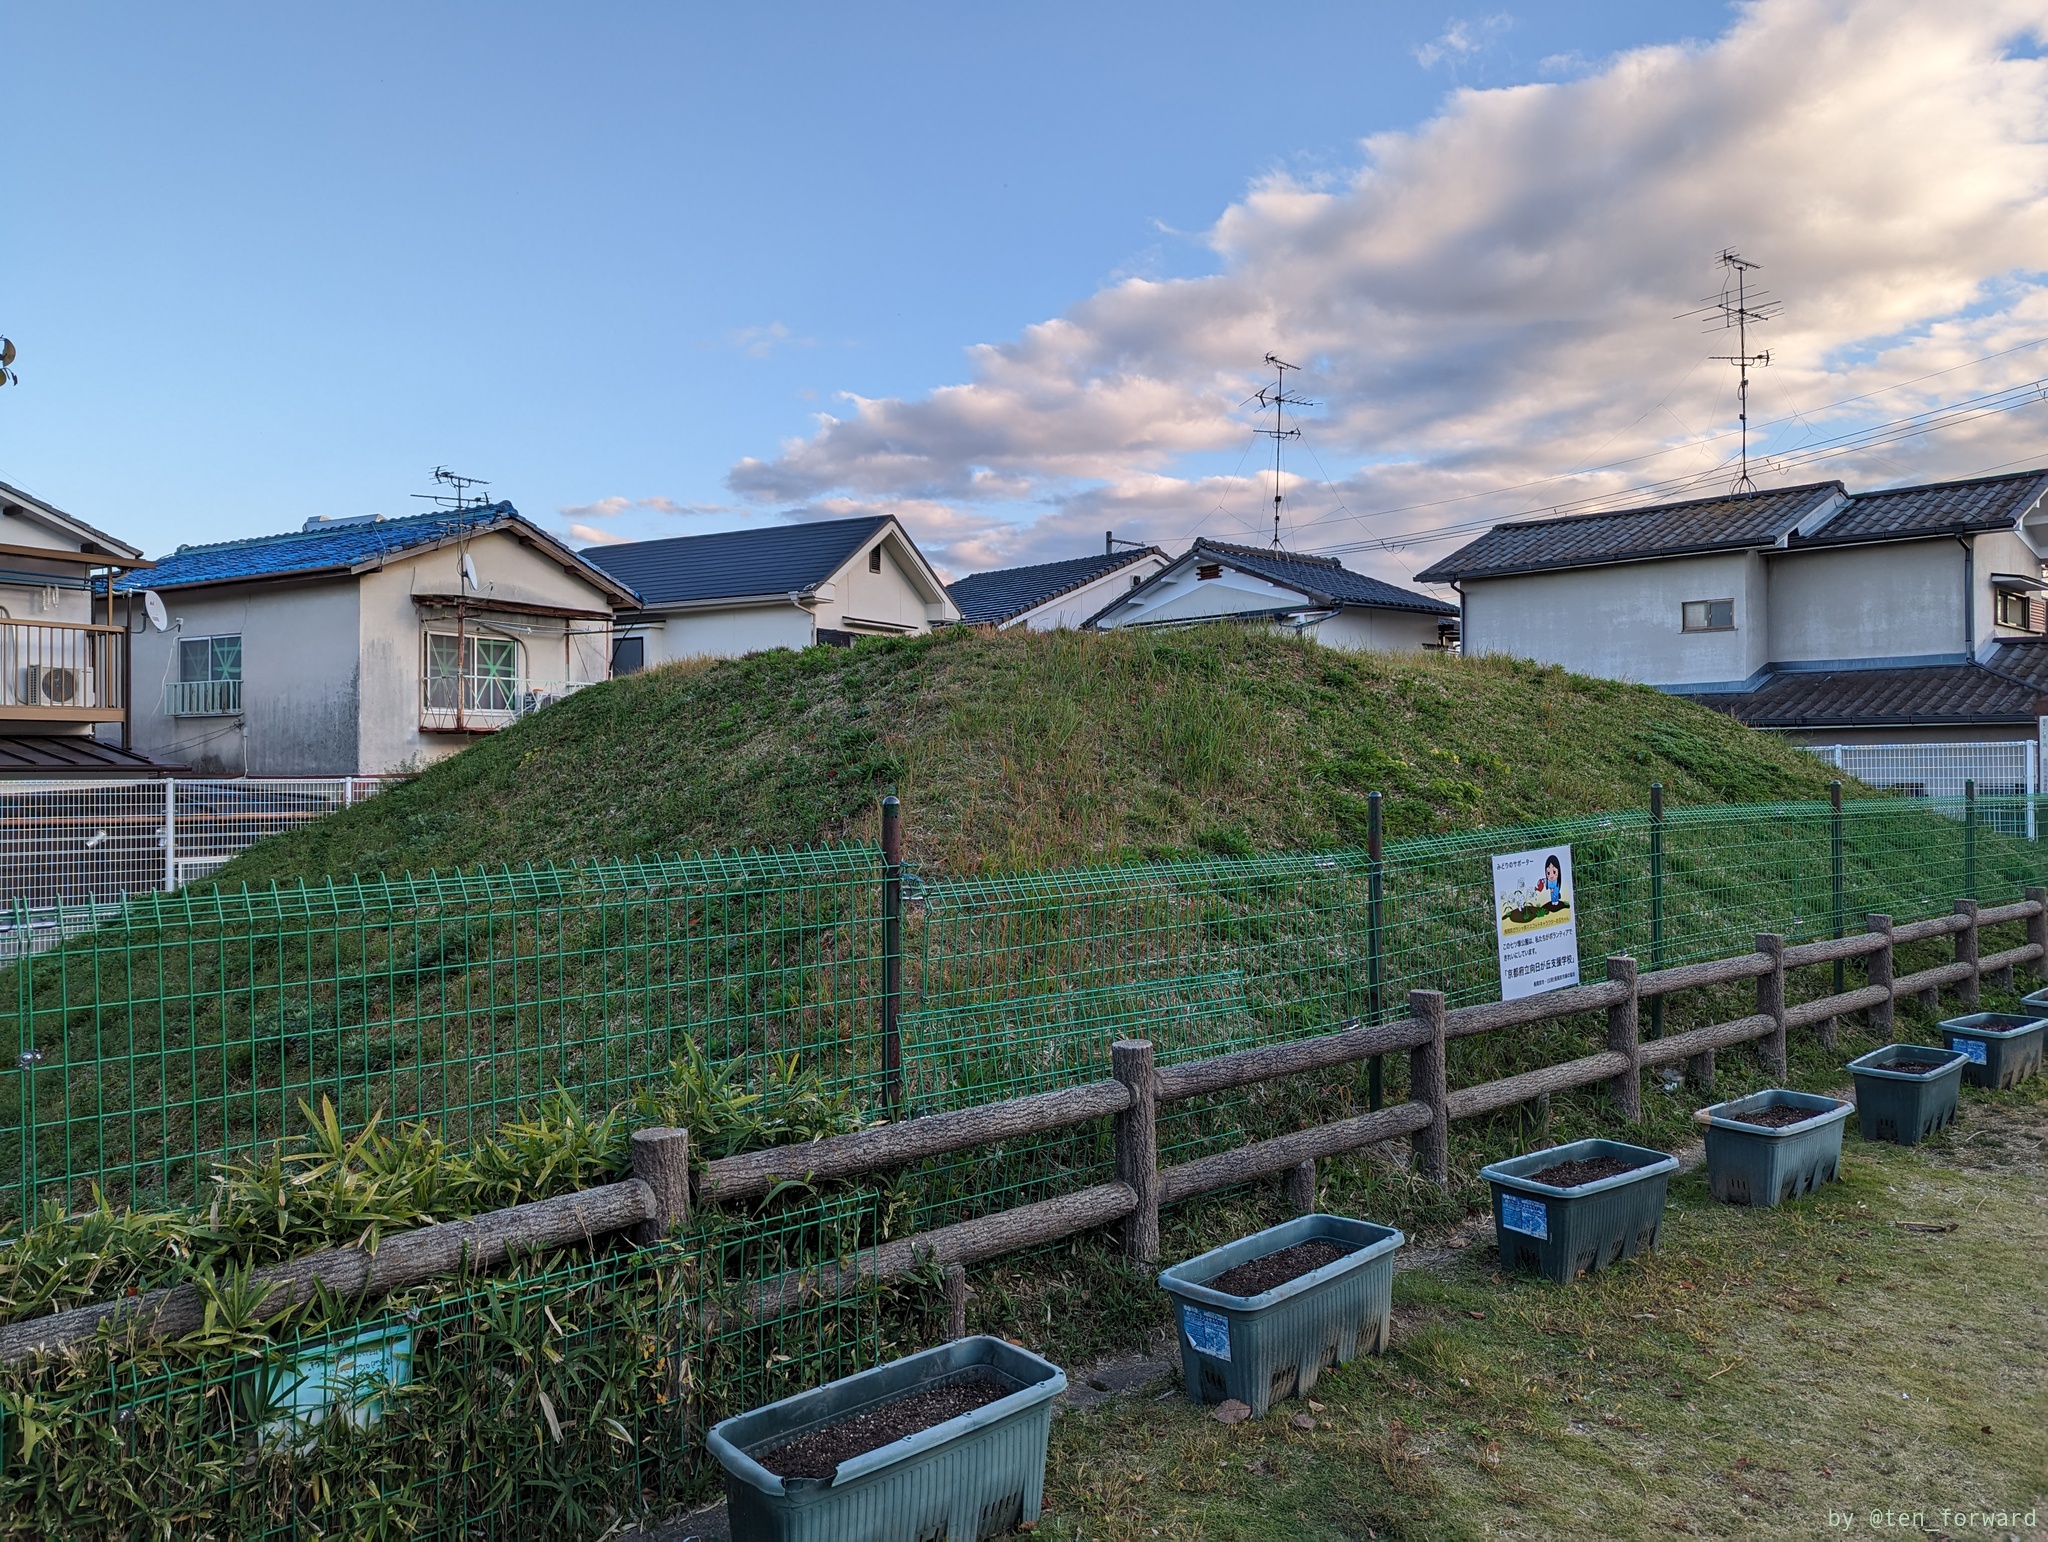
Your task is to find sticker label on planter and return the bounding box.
[1182,1305,1232,1361]
[1949,1036,1988,1064]
[1500,1194,1550,1239]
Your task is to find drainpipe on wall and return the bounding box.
[1957,533,1975,661]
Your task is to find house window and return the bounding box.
[425,632,518,713]
[180,634,242,685]
[1681,599,1735,632]
[610,635,645,677]
[1995,590,2043,633]
[869,546,882,573]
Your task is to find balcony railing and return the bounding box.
[163,678,242,718]
[0,620,126,723]
[419,678,599,734]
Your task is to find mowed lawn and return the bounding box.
[1035,1078,2048,1541]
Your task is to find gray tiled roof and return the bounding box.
[581,515,891,609]
[1415,483,1843,584]
[1791,469,2048,548]
[948,549,1160,626]
[1189,540,1457,615]
[1688,664,2041,730]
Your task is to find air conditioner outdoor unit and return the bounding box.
[18,666,85,706]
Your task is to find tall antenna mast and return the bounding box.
[1687,251,1780,496]
[1249,354,1315,547]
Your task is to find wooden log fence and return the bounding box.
[6,886,2046,1368]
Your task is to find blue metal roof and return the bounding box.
[947,549,1159,626]
[580,515,892,608]
[118,504,523,592]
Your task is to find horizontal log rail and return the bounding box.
[6,883,2045,1367]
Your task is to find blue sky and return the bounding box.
[8,2,2048,588]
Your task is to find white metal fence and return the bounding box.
[1804,740,2038,837]
[0,775,395,921]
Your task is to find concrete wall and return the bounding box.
[130,580,360,775]
[1005,553,1171,630]
[1307,605,1446,653]
[635,602,814,666]
[1462,552,1767,687]
[1767,539,1966,664]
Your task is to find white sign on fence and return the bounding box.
[1491,843,1580,1001]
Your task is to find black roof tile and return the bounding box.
[581,515,891,608]
[947,549,1160,626]
[1687,665,2041,730]
[0,735,184,775]
[1188,539,1457,615]
[1791,469,2048,547]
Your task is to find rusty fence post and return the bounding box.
[1606,954,1641,1121]
[1867,914,1894,1034]
[1409,990,1449,1189]
[1112,1039,1160,1265]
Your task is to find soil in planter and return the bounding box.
[1871,1056,1949,1075]
[755,1375,1011,1480]
[1527,1155,1644,1187]
[1207,1239,1354,1297]
[1724,1105,1829,1129]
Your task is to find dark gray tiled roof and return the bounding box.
[1415,483,1843,583]
[1791,469,2048,548]
[0,734,183,775]
[581,515,890,608]
[1189,539,1458,615]
[948,549,1160,626]
[1688,665,2041,730]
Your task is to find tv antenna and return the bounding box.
[411,466,493,511]
[1680,251,1781,496]
[1245,354,1315,548]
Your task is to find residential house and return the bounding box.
[1085,537,1458,651]
[947,544,1168,630]
[1416,469,2048,795]
[121,503,636,776]
[0,477,167,774]
[582,515,959,668]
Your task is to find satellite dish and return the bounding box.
[461,553,479,590]
[143,591,169,632]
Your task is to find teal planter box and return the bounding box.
[1158,1214,1401,1419]
[1942,1011,2047,1090]
[1482,1138,1679,1283]
[706,1336,1064,1542]
[1697,1089,1851,1207]
[1848,1043,1968,1145]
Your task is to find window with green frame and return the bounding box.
[425,632,518,713]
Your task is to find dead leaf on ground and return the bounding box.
[1213,1399,1252,1425]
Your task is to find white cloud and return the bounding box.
[1415,14,1513,71]
[567,521,631,546]
[723,0,2048,583]
[725,322,815,360]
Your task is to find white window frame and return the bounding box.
[1681,598,1736,633]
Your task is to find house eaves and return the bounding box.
[0,476,147,562]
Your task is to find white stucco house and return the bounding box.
[119,503,636,776]
[0,477,168,774]
[1085,537,1458,651]
[581,515,959,667]
[1417,469,2048,797]
[946,544,1168,631]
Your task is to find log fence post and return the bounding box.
[1366,790,1386,1111]
[944,1263,968,1340]
[1283,1159,1317,1214]
[1955,899,1980,1012]
[2028,887,2048,983]
[1605,954,1641,1120]
[1867,914,1894,1034]
[1111,1039,1160,1265]
[1756,933,1787,1071]
[1409,990,1449,1189]
[630,1126,691,1246]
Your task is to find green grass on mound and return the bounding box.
[221,626,1848,883]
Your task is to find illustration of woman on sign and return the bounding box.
[1538,854,1565,911]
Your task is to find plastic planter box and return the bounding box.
[1697,1089,1852,1207]
[1847,1043,1968,1145]
[1158,1214,1402,1418]
[1940,1011,2047,1090]
[1481,1138,1680,1282]
[706,1336,1064,1542]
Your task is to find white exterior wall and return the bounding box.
[1462,551,1768,687]
[1306,606,1446,653]
[807,532,950,634]
[1974,527,2045,654]
[635,603,815,666]
[0,507,99,630]
[1004,554,1172,630]
[130,580,360,775]
[1767,540,1966,664]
